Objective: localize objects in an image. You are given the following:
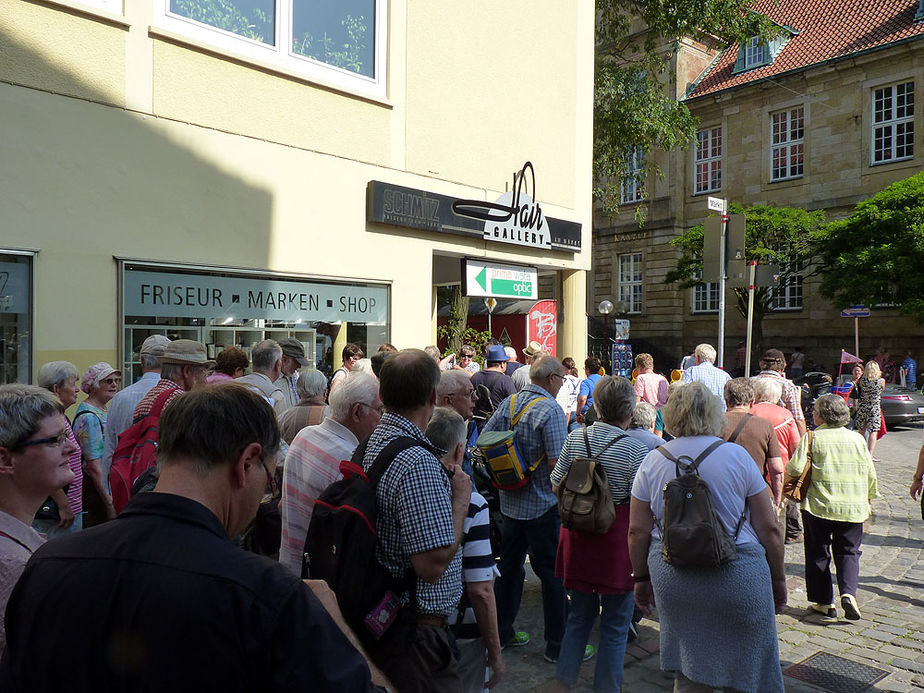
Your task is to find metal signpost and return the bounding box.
[484,297,497,334]
[840,305,870,356]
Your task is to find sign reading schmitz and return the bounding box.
[124,270,388,323]
[453,162,550,250]
[462,259,538,300]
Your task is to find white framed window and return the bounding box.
[744,37,766,69]
[770,107,804,181]
[620,147,645,204]
[771,258,803,310]
[692,282,720,313]
[155,0,387,98]
[872,81,914,164]
[617,253,643,314]
[695,127,722,194]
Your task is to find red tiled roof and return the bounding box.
[687,0,924,99]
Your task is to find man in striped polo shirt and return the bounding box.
[427,407,504,692]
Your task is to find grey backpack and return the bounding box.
[655,440,746,568]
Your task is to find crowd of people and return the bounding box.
[0,336,893,692]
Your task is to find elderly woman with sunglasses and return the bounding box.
[440,344,481,374]
[73,363,121,526]
[35,361,85,535]
[0,384,79,650]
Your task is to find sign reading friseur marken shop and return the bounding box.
[367,163,581,253]
[123,270,388,324]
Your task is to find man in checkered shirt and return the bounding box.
[362,349,472,693]
[680,343,732,411]
[481,355,569,662]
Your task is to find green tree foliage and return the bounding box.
[814,172,924,322]
[666,203,825,355]
[595,1,775,215]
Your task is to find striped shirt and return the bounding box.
[448,491,496,641]
[482,385,567,520]
[551,422,648,503]
[786,425,878,523]
[64,421,83,514]
[0,510,45,651]
[680,362,732,410]
[279,417,358,574]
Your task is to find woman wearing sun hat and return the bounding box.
[73,363,121,526]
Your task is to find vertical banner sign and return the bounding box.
[527,300,557,357]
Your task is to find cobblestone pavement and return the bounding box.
[496,423,924,692]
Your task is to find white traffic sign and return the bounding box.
[462,259,538,300]
[707,196,727,213]
[840,305,870,318]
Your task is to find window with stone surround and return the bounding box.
[617,253,643,314]
[692,281,719,313]
[770,107,804,182]
[771,257,803,310]
[620,147,645,204]
[872,81,914,165]
[695,127,722,194]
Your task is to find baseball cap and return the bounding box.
[140,334,171,357]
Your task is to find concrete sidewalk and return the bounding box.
[495,424,924,692]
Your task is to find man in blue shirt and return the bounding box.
[902,351,917,390]
[482,356,573,663]
[576,357,603,425]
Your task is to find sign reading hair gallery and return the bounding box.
[123,269,388,324]
[367,162,582,253]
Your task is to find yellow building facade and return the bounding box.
[1,0,594,384]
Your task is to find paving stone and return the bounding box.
[864,629,901,642]
[892,658,924,675]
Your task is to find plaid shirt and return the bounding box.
[753,370,804,423]
[482,384,567,520]
[131,379,184,423]
[363,412,461,616]
[680,361,731,410]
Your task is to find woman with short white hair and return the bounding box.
[629,381,786,692]
[73,363,121,525]
[35,362,84,534]
[277,370,329,444]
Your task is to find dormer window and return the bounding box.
[731,21,797,74]
[744,37,766,69]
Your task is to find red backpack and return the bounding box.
[109,387,180,513]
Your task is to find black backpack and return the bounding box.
[303,436,430,640]
[655,440,746,568]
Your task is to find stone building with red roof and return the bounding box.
[592,0,924,373]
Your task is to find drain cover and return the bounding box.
[783,652,888,692]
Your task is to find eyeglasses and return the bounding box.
[356,402,385,415]
[100,377,122,386]
[261,457,279,496]
[453,388,478,400]
[550,373,565,382]
[14,429,69,450]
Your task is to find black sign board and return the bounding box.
[367,180,581,253]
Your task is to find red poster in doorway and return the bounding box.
[527,300,557,357]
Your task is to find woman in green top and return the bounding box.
[787,394,878,621]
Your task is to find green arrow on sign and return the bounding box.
[492,278,533,297]
[476,267,487,292]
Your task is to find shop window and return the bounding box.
[694,127,722,194]
[617,253,642,314]
[0,253,32,385]
[770,106,804,182]
[872,81,914,165]
[121,264,388,383]
[620,147,645,205]
[158,0,385,97]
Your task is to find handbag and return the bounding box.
[782,430,813,502]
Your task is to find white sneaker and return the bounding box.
[841,594,861,620]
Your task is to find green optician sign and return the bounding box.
[462,259,538,300]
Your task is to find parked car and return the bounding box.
[794,372,924,427]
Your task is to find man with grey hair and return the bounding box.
[237,339,286,416]
[437,370,480,478]
[482,355,571,661]
[279,372,382,574]
[426,407,504,692]
[277,370,329,445]
[680,343,732,409]
[103,335,170,484]
[626,401,664,451]
[512,341,544,391]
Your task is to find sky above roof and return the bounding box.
[687,0,924,99]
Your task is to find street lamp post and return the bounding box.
[598,299,614,372]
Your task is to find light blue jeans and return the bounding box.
[556,590,635,692]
